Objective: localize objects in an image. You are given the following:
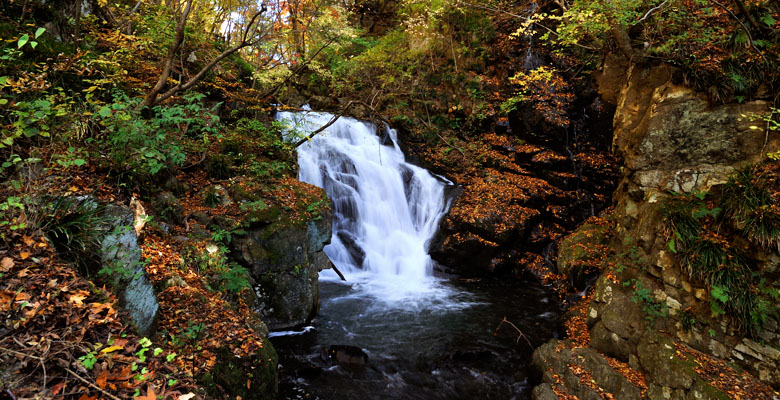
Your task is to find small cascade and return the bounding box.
[276,110,454,303]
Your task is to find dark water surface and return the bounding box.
[272,277,562,400]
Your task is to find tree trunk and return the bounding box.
[140,0,193,108]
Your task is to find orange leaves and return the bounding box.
[68,291,90,305]
[1,256,13,271]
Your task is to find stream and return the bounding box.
[272,111,563,399]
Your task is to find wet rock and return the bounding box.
[190,211,211,226]
[200,345,278,400]
[336,230,365,267]
[321,345,368,366]
[533,339,643,399]
[531,383,557,400]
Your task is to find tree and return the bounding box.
[140,0,268,108]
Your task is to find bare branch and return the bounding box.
[711,0,769,65]
[140,0,194,108]
[294,101,355,147]
[636,0,668,24]
[142,7,267,107]
[494,317,533,348]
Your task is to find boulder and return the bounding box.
[557,223,610,289]
[99,204,159,337]
[637,331,696,390]
[232,200,333,329]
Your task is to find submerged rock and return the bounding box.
[321,345,369,366]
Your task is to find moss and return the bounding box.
[199,344,278,399]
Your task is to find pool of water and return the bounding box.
[272,276,562,400]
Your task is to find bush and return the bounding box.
[94,91,220,186]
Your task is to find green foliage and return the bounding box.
[2,92,70,148]
[206,154,233,179]
[40,197,105,276]
[680,308,699,331]
[186,244,250,296]
[663,169,780,336]
[79,350,98,370]
[203,186,224,208]
[548,0,779,102]
[95,91,219,184]
[624,278,668,325]
[183,321,207,343]
[720,167,780,250]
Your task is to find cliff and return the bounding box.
[533,55,780,399]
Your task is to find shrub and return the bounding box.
[94,91,220,186]
[663,168,780,336]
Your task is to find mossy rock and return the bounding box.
[637,331,697,390]
[199,343,278,399]
[152,192,184,225]
[558,223,609,278]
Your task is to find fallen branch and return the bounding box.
[494,317,533,348]
[293,100,391,147]
[64,366,123,400]
[294,103,352,147]
[331,264,346,281]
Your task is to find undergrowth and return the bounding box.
[663,166,780,336]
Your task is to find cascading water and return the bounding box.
[277,110,454,303]
[272,110,563,400]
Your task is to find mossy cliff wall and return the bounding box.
[532,55,780,399]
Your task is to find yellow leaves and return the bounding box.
[19,251,30,260]
[100,345,125,354]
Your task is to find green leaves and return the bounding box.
[17,28,45,49]
[760,14,776,27]
[17,34,29,49]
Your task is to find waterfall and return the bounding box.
[277,110,454,303]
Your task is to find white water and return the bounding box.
[277,110,456,305]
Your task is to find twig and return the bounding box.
[64,366,123,400]
[294,102,353,148]
[494,317,533,348]
[636,0,668,23]
[0,346,43,360]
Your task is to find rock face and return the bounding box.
[231,197,333,330]
[533,339,644,400]
[428,138,619,278]
[98,202,159,337]
[533,55,780,397]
